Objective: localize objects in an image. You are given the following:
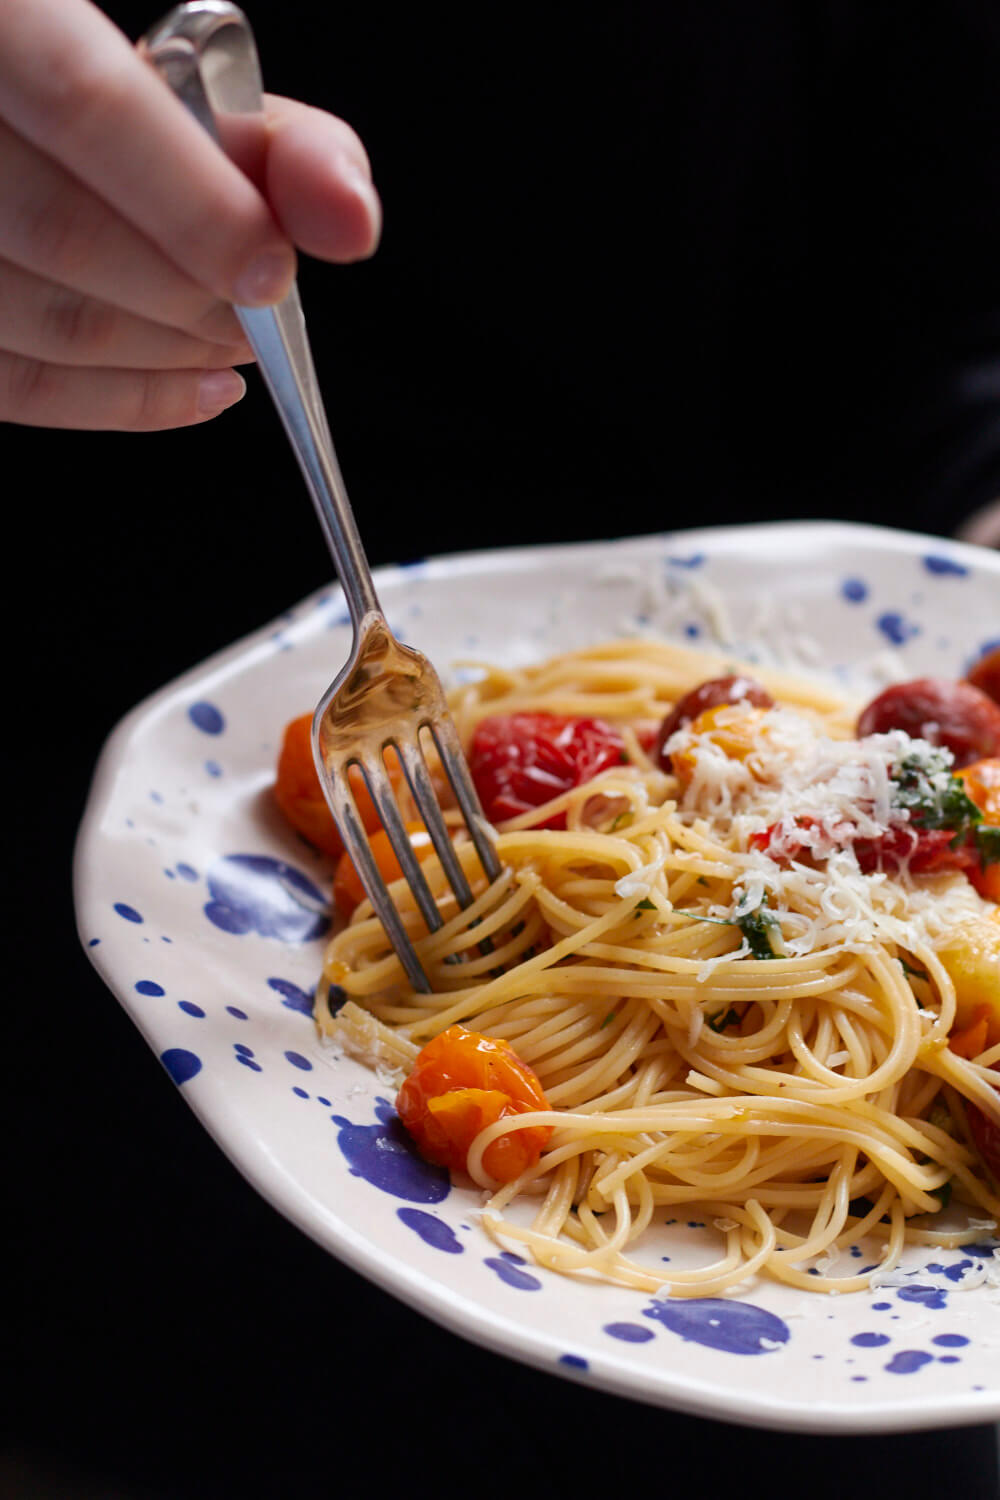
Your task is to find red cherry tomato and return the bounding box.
[856,679,1000,768]
[654,676,775,771]
[967,646,1000,706]
[397,1026,553,1183]
[468,713,625,828]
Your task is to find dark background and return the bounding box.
[8,2,1000,1495]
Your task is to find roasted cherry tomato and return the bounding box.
[966,1064,1000,1185]
[468,712,625,828]
[956,756,1000,900]
[967,646,1000,706]
[333,821,434,918]
[274,714,396,859]
[397,1025,553,1183]
[654,675,774,771]
[670,703,770,789]
[750,816,978,876]
[856,679,1000,768]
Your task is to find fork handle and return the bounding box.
[142,2,381,630]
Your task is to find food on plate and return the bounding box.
[276,638,1000,1297]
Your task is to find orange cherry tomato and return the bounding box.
[670,703,769,789]
[956,757,1000,901]
[397,1025,553,1184]
[949,1005,992,1060]
[274,714,402,860]
[332,820,434,918]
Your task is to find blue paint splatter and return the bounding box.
[188,701,225,734]
[397,1208,464,1254]
[293,1086,309,1099]
[284,1050,312,1071]
[135,980,165,997]
[161,1048,202,1085]
[268,977,315,1015]
[331,1099,450,1204]
[643,1298,790,1355]
[559,1354,588,1370]
[885,1350,934,1375]
[178,1001,205,1018]
[204,855,329,942]
[605,1322,655,1344]
[931,1333,969,1348]
[484,1257,542,1291]
[877,612,920,647]
[841,577,868,603]
[923,554,969,577]
[940,1259,977,1284]
[114,903,143,923]
[226,1006,248,1020]
[176,863,198,881]
[666,553,706,569]
[896,1285,948,1309]
[851,1332,891,1348]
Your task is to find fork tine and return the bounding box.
[425,717,503,884]
[324,760,432,993]
[394,736,477,908]
[356,754,444,935]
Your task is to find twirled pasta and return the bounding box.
[315,638,1000,1296]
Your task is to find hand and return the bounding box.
[0,0,381,430]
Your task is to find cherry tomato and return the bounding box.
[957,757,1000,900]
[397,1026,553,1183]
[967,646,1000,706]
[670,703,770,789]
[856,679,1000,768]
[274,714,395,859]
[967,1064,1000,1185]
[333,820,434,918]
[468,713,625,828]
[654,675,774,771]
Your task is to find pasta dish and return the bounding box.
[274,636,1000,1297]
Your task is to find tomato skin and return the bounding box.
[856,679,1000,768]
[397,1026,552,1183]
[333,821,433,918]
[967,646,1000,707]
[654,676,774,771]
[468,713,625,828]
[275,714,393,859]
[956,757,1000,900]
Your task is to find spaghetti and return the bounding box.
[310,637,1000,1297]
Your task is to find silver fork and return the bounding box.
[142,1,502,991]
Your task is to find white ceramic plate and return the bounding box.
[75,521,1000,1434]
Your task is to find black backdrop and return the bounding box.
[8,2,1000,1495]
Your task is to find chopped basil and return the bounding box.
[733,888,786,960]
[600,1009,620,1029]
[635,897,656,911]
[975,825,1000,868]
[899,957,929,982]
[707,1006,742,1033]
[890,749,982,835]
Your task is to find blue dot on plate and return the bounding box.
[559,1354,589,1370]
[841,577,868,603]
[135,980,165,997]
[178,1001,205,1018]
[877,611,920,647]
[114,902,143,924]
[188,701,225,735]
[851,1332,891,1348]
[176,863,198,882]
[284,1050,312,1071]
[605,1322,655,1344]
[922,554,968,577]
[226,1006,248,1020]
[161,1048,202,1085]
[931,1333,969,1348]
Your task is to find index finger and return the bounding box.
[0,0,296,306]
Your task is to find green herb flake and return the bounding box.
[889,749,983,836]
[635,897,656,911]
[975,825,1000,868]
[899,957,929,982]
[707,1006,742,1033]
[600,1009,620,1030]
[733,888,786,960]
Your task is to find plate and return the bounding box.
[74,520,1000,1434]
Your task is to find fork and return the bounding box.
[142,1,503,991]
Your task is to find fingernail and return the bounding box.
[233,247,296,306]
[336,150,383,254]
[198,369,247,414]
